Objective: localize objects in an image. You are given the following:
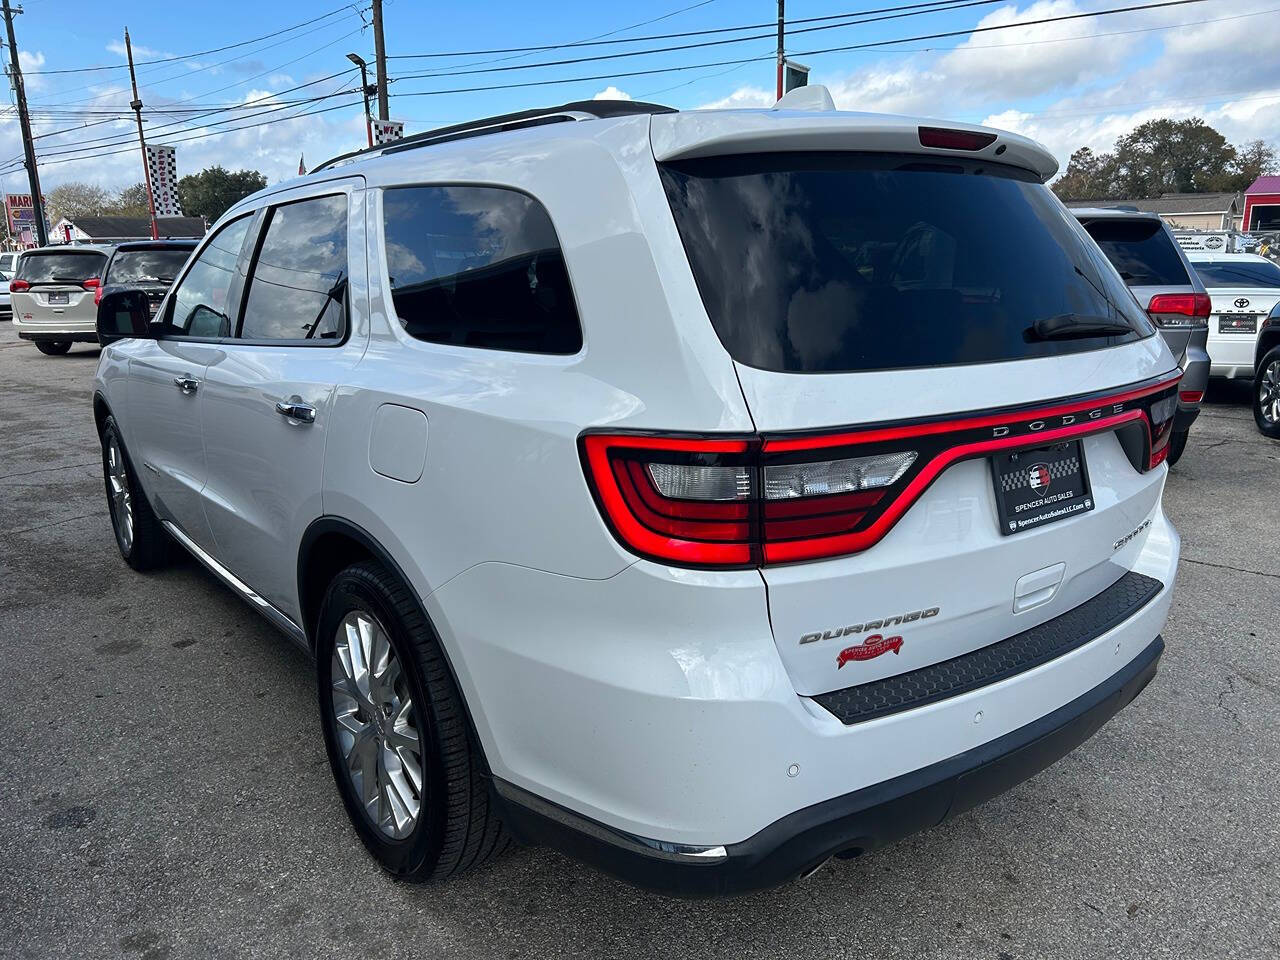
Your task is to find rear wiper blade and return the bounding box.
[1031,314,1134,340]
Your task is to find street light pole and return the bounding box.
[347,53,373,148]
[3,0,49,247]
[372,0,388,121]
[775,0,785,102]
[125,28,159,240]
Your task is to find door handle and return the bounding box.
[173,376,199,394]
[275,399,317,424]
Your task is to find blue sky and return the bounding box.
[4,0,1279,196]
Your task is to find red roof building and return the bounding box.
[1242,175,1280,232]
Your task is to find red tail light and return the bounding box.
[1179,389,1204,405]
[581,374,1181,569]
[9,279,29,292]
[82,277,100,291]
[94,284,104,306]
[918,126,998,151]
[1147,292,1211,326]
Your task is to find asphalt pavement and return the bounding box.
[1,327,1277,960]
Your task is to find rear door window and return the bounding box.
[660,152,1149,374]
[1078,218,1191,287]
[106,248,193,285]
[381,185,582,355]
[15,251,106,285]
[239,194,348,342]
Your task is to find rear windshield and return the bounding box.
[15,251,107,284]
[106,247,193,284]
[1190,260,1280,288]
[660,153,1149,374]
[1078,218,1191,287]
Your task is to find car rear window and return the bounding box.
[1190,260,1280,288]
[660,153,1148,374]
[1078,218,1191,287]
[106,248,193,284]
[15,251,107,284]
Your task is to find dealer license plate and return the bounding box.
[991,441,1093,536]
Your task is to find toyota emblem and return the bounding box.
[1235,297,1251,309]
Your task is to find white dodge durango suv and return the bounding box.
[92,92,1182,896]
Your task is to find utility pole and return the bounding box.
[372,0,388,120]
[3,0,48,247]
[347,52,373,147]
[124,27,159,240]
[775,0,785,102]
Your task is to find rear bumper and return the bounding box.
[1208,331,1258,379]
[495,634,1163,897]
[1176,341,1209,431]
[16,330,99,344]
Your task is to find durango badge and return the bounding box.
[836,634,904,667]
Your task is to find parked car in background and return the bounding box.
[1074,209,1209,466]
[93,94,1183,896]
[1184,252,1280,383]
[0,269,11,320]
[11,244,111,355]
[0,251,19,276]
[98,240,198,318]
[1257,302,1280,438]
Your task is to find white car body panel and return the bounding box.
[1188,253,1280,378]
[92,102,1180,869]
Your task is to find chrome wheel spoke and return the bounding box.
[106,438,133,550]
[330,609,424,840]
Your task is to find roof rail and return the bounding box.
[312,98,675,173]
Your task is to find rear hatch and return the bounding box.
[1076,216,1203,363]
[12,249,106,321]
[104,246,194,316]
[1191,258,1280,339]
[657,145,1179,697]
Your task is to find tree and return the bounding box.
[111,182,152,217]
[176,165,268,221]
[1110,118,1236,197]
[46,181,112,223]
[1226,140,1278,192]
[1052,147,1119,201]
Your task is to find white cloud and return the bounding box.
[592,86,632,101]
[696,85,774,110]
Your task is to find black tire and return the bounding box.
[1165,428,1189,466]
[35,340,72,355]
[1253,346,1280,439]
[100,416,172,571]
[316,561,510,882]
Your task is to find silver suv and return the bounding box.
[1073,209,1210,465]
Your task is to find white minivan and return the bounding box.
[92,91,1181,895]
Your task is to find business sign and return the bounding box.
[5,193,37,234]
[373,119,404,145]
[146,144,183,217]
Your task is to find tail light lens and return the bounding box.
[83,277,100,291]
[93,285,104,305]
[1147,292,1210,327]
[1179,389,1204,405]
[582,374,1182,569]
[9,279,29,292]
[918,126,998,151]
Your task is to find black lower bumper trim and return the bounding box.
[17,331,99,343]
[493,635,1163,897]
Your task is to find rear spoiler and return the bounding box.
[650,101,1058,182]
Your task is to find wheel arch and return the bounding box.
[1256,328,1280,374]
[296,516,496,775]
[92,390,112,436]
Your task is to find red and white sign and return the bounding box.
[145,144,183,217]
[373,119,404,145]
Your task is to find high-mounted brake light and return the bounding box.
[918,126,998,151]
[1147,292,1211,327]
[9,279,29,292]
[581,374,1181,569]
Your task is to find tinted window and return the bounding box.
[15,251,106,283]
[1190,260,1280,288]
[382,185,582,354]
[106,247,193,284]
[169,216,252,336]
[661,154,1149,373]
[240,194,348,341]
[1079,218,1191,287]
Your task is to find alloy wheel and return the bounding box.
[106,435,133,552]
[330,611,424,840]
[1261,360,1280,427]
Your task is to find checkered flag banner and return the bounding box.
[146,144,183,217]
[999,456,1080,492]
[373,119,404,145]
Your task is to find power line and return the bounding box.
[23,4,359,75]
[385,0,1216,100]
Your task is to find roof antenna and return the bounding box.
[772,83,836,112]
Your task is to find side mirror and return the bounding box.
[96,290,154,347]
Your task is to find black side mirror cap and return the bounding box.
[96,290,154,347]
